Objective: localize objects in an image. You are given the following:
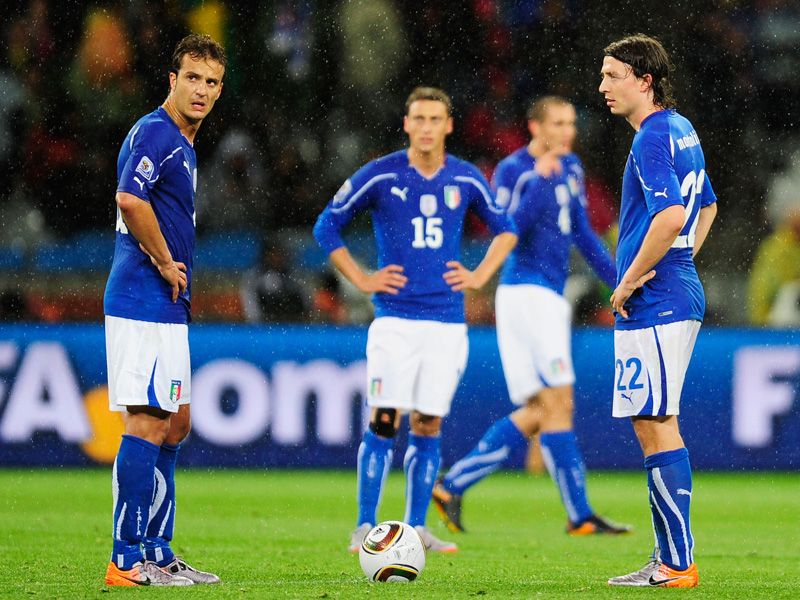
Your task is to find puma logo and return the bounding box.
[677,488,692,497]
[621,392,634,403]
[654,187,668,198]
[391,186,409,201]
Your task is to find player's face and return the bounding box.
[598,56,649,118]
[168,54,225,123]
[403,100,453,154]
[531,103,576,155]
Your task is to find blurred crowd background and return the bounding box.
[1,0,799,327]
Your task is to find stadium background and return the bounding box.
[0,0,798,471]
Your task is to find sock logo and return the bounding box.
[370,378,382,398]
[136,506,143,536]
[677,488,692,497]
[169,380,182,403]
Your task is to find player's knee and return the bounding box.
[166,420,191,445]
[369,408,398,438]
[409,411,441,436]
[125,406,171,445]
[512,403,540,436]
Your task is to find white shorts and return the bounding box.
[105,315,191,413]
[612,320,700,418]
[366,317,468,417]
[495,284,575,405]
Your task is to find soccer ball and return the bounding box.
[359,521,426,582]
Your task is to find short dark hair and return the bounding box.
[170,34,227,76]
[526,96,572,122]
[604,34,675,108]
[405,86,452,116]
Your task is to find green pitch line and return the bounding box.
[0,470,797,598]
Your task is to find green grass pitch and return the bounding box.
[0,469,798,598]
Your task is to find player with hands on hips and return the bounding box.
[599,34,718,588]
[313,86,517,555]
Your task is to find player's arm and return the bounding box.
[692,202,717,257]
[313,165,406,295]
[572,198,616,288]
[116,192,187,302]
[610,205,684,318]
[444,232,517,292]
[328,247,407,295]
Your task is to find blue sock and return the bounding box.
[403,434,441,527]
[143,443,179,566]
[540,430,594,524]
[356,430,393,526]
[645,448,694,571]
[442,416,527,496]
[111,434,160,569]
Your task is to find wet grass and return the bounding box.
[0,469,797,598]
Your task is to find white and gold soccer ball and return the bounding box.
[359,521,426,582]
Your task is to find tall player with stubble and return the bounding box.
[103,35,225,587]
[599,35,718,588]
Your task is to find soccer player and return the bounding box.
[599,35,717,588]
[103,35,226,587]
[313,87,517,554]
[432,96,631,536]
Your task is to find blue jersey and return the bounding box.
[494,149,615,294]
[104,107,198,324]
[616,109,717,330]
[313,150,515,323]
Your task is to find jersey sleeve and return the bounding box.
[510,173,547,235]
[571,196,616,288]
[463,165,516,236]
[117,122,172,203]
[312,162,383,254]
[491,158,514,209]
[699,171,717,207]
[632,132,683,216]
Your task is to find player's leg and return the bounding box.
[406,411,456,552]
[406,321,465,552]
[350,317,415,552]
[537,385,592,526]
[350,406,401,552]
[104,316,192,587]
[142,404,189,567]
[405,411,443,528]
[608,321,700,587]
[538,385,631,535]
[142,400,220,584]
[438,403,534,499]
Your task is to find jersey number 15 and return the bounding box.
[411,217,443,249]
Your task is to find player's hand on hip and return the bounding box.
[360,264,407,295]
[157,261,188,302]
[140,243,187,302]
[534,151,563,178]
[443,261,484,292]
[611,270,656,319]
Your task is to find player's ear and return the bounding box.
[403,115,410,134]
[530,120,541,139]
[168,71,177,93]
[640,73,653,94]
[446,116,453,134]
